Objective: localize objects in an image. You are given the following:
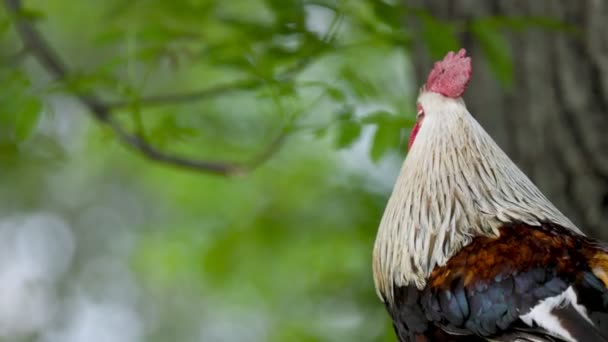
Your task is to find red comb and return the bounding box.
[425,49,472,98]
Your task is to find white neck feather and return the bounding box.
[373,92,580,303]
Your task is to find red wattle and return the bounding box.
[408,122,420,150]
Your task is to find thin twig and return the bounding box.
[4,0,293,176]
[106,58,313,110]
[106,79,260,110]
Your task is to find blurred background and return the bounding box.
[0,0,606,341]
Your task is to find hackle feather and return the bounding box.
[373,92,579,303]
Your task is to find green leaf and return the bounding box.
[14,99,41,142]
[419,13,459,59]
[336,109,353,121]
[370,121,402,162]
[266,0,306,32]
[0,141,18,164]
[0,16,10,35]
[361,110,414,127]
[360,110,394,125]
[314,127,328,138]
[149,114,198,147]
[340,67,377,99]
[326,85,345,101]
[370,0,406,31]
[15,8,46,22]
[471,20,514,89]
[334,120,361,149]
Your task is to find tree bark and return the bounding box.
[406,0,608,238]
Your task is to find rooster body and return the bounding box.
[373,50,608,341]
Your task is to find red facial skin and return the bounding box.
[408,103,424,150]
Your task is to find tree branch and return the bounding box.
[4,0,290,176]
[106,58,312,110]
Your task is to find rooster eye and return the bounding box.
[416,108,424,120]
[415,103,424,121]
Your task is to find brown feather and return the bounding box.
[428,222,585,291]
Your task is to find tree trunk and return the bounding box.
[406,0,608,238]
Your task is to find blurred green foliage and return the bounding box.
[0,0,572,341]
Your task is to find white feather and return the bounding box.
[520,287,591,342]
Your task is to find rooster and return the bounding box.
[373,49,608,342]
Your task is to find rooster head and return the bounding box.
[409,49,472,150]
